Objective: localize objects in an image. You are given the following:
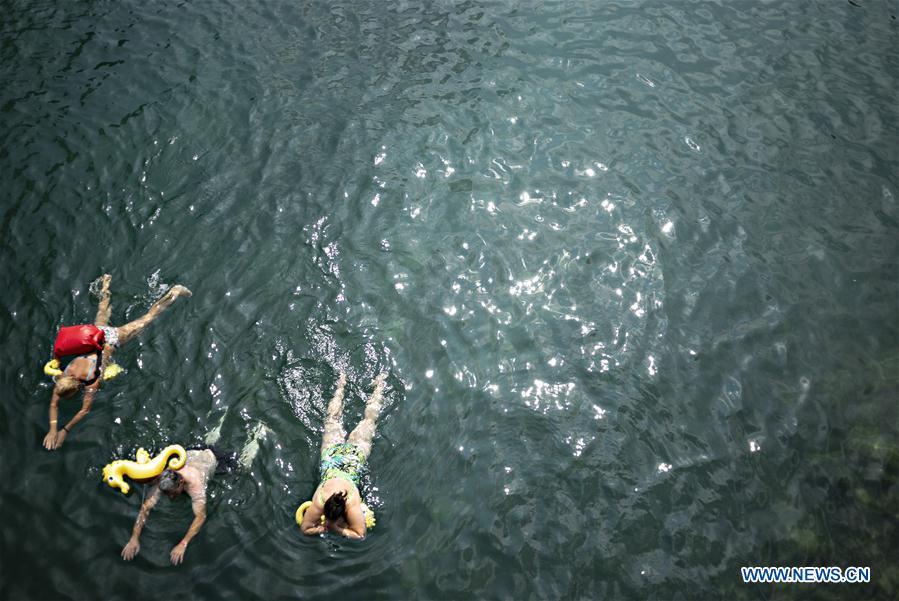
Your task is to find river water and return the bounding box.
[1,1,897,599]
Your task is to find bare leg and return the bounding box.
[94,274,113,326]
[348,373,388,460]
[116,285,192,345]
[321,373,348,454]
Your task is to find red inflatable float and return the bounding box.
[53,325,105,358]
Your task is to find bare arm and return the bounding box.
[182,497,207,545]
[170,496,207,565]
[42,391,61,450]
[301,501,327,536]
[121,486,161,561]
[53,386,97,448]
[131,486,161,540]
[58,347,109,440]
[337,502,366,539]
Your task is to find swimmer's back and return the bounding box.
[185,449,216,489]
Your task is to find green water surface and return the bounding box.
[1,1,897,599]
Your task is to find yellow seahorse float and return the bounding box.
[295,500,376,530]
[102,445,187,494]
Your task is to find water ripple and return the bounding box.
[2,0,898,599]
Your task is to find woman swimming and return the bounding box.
[43,274,191,450]
[300,372,387,539]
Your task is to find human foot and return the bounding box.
[372,373,387,389]
[169,284,192,299]
[367,373,388,406]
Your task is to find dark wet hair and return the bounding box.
[324,491,348,521]
[158,469,183,494]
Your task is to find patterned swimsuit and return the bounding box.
[320,442,366,488]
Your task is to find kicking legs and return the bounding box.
[94,274,113,326]
[347,373,387,460]
[321,373,348,453]
[116,285,192,345]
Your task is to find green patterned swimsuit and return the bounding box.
[320,442,366,488]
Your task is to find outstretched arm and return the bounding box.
[170,497,207,565]
[43,391,61,450]
[52,385,98,449]
[122,486,161,561]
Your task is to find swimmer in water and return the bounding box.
[121,447,237,565]
[300,372,388,539]
[43,274,191,450]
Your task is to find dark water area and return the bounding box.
[1,1,897,599]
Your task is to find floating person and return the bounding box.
[42,274,191,450]
[299,372,387,539]
[121,446,238,565]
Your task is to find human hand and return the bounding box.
[43,429,58,450]
[52,428,67,449]
[121,539,140,561]
[101,274,112,291]
[170,541,187,565]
